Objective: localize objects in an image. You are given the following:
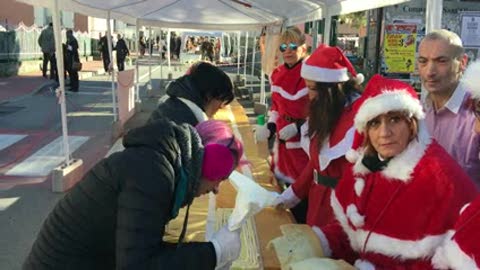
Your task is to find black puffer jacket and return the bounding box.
[23,119,216,270]
[148,76,206,126]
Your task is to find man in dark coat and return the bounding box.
[65,29,80,92]
[148,61,234,126]
[98,32,113,73]
[115,33,129,71]
[23,119,242,270]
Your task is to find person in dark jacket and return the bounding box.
[148,61,234,126]
[115,33,129,71]
[65,29,80,92]
[23,119,244,270]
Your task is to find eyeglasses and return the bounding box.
[279,42,298,52]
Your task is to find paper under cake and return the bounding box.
[215,208,262,270]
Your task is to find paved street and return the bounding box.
[0,57,191,269]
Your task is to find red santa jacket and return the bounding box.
[292,102,358,227]
[269,61,309,146]
[432,196,480,270]
[269,61,310,183]
[319,126,478,270]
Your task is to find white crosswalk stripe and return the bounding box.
[0,134,27,151]
[6,135,89,176]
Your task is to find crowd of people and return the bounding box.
[28,24,480,270]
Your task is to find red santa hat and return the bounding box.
[354,74,425,133]
[345,75,425,163]
[462,60,480,99]
[301,44,364,84]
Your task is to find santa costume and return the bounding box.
[280,45,364,228]
[267,59,310,185]
[314,75,478,269]
[431,60,480,270]
[432,196,480,270]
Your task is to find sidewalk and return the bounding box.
[0,60,105,104]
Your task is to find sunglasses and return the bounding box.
[279,42,298,52]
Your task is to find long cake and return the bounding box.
[215,208,262,270]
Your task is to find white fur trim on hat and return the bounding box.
[354,90,425,133]
[346,149,360,163]
[462,60,480,99]
[355,73,365,84]
[301,63,349,82]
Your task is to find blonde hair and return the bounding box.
[422,29,465,59]
[363,111,419,156]
[281,26,306,45]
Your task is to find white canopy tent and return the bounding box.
[17,0,418,179]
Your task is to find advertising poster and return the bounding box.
[461,13,480,47]
[384,24,417,73]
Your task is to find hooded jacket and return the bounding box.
[148,76,207,126]
[23,119,217,270]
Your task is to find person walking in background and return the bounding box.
[418,29,480,188]
[175,33,182,60]
[115,34,129,72]
[23,119,244,270]
[65,29,79,92]
[37,22,56,80]
[139,36,146,57]
[98,32,113,73]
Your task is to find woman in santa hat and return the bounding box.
[274,44,364,228]
[313,75,477,269]
[432,60,480,270]
[255,26,310,223]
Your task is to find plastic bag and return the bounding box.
[227,171,279,231]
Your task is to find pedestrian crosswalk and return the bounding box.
[0,134,27,151]
[1,134,89,177]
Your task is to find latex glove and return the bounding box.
[273,186,301,209]
[210,224,241,269]
[255,124,270,142]
[278,123,298,141]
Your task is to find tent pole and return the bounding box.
[167,29,171,73]
[243,31,248,81]
[260,69,266,104]
[426,0,442,34]
[251,36,256,79]
[135,19,140,102]
[237,32,241,76]
[148,27,152,90]
[51,0,70,165]
[324,13,332,46]
[160,29,163,83]
[106,11,117,121]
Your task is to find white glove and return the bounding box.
[255,124,271,142]
[210,224,241,269]
[67,45,73,51]
[273,186,301,209]
[278,123,298,141]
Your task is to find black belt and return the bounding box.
[313,169,338,188]
[283,114,303,123]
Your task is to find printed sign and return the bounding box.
[384,24,417,73]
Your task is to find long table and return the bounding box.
[165,101,295,269]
